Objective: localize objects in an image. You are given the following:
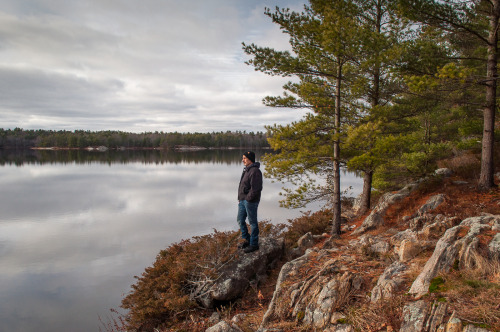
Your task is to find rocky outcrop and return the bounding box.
[353,182,420,234]
[400,300,491,332]
[354,172,452,236]
[260,249,316,328]
[194,237,285,308]
[257,185,498,331]
[370,261,407,302]
[409,214,499,296]
[351,234,391,256]
[203,172,498,332]
[260,250,363,330]
[390,213,462,263]
[300,269,362,328]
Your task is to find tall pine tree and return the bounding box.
[398,0,498,190]
[243,0,362,236]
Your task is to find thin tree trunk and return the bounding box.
[479,0,499,190]
[358,170,373,215]
[331,63,342,237]
[357,0,382,214]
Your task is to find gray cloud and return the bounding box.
[0,0,306,132]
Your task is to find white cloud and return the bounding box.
[0,0,307,133]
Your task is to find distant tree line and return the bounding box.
[0,147,250,166]
[0,128,270,149]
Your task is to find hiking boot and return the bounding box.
[238,241,250,249]
[243,245,259,253]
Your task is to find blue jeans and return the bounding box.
[237,200,259,247]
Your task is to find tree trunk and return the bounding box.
[331,64,342,237]
[479,0,499,190]
[357,0,381,215]
[358,170,373,215]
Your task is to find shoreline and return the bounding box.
[25,146,271,151]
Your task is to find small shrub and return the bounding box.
[437,152,480,180]
[121,229,239,330]
[282,209,332,247]
[429,276,446,293]
[259,219,286,239]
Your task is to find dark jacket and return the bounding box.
[238,162,263,202]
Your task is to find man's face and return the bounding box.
[242,155,252,167]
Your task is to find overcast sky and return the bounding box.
[0,0,308,133]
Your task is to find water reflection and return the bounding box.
[0,149,362,332]
[0,148,253,166]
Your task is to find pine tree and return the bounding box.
[398,0,498,190]
[243,0,363,236]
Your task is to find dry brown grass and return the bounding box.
[435,265,500,331]
[345,295,407,332]
[437,153,481,180]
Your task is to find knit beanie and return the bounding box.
[243,151,255,163]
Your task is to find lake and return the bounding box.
[0,148,362,332]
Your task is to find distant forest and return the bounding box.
[0,128,270,149]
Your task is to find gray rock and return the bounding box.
[301,270,362,329]
[417,194,446,216]
[260,250,315,328]
[408,226,462,296]
[424,301,448,332]
[409,215,498,296]
[371,240,391,255]
[329,312,346,324]
[489,233,500,259]
[195,237,284,308]
[325,324,355,332]
[354,183,419,235]
[400,300,428,332]
[492,216,500,231]
[261,252,362,330]
[410,215,433,231]
[419,215,461,240]
[208,312,221,325]
[205,320,243,332]
[371,261,407,302]
[435,168,453,177]
[445,311,462,332]
[355,235,391,256]
[462,324,491,331]
[231,314,246,324]
[391,229,418,246]
[297,232,314,249]
[351,192,364,215]
[460,215,497,228]
[397,239,421,262]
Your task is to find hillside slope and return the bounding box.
[114,169,499,332]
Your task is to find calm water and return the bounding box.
[0,149,362,332]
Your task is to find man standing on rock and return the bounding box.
[237,151,263,253]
